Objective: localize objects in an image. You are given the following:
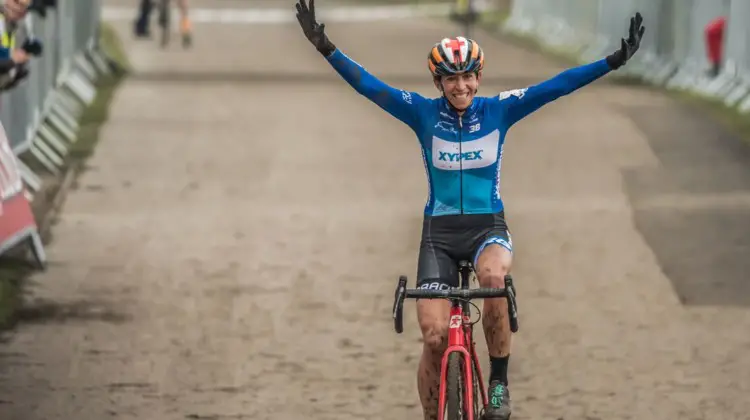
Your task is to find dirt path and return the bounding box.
[1,2,749,419]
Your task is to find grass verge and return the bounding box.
[668,89,750,145]
[0,22,129,331]
[68,35,129,161]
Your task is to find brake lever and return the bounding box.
[393,275,407,334]
[505,274,519,333]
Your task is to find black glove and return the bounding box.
[22,38,43,57]
[295,0,335,57]
[606,12,645,70]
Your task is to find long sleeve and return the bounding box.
[326,49,428,131]
[498,58,612,126]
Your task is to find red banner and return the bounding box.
[0,121,38,257]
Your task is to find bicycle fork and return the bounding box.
[467,323,488,410]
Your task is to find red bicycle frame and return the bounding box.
[392,268,515,420]
[437,303,487,420]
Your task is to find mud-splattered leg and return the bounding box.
[476,244,513,359]
[476,244,514,419]
[416,299,451,420]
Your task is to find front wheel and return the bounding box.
[471,356,482,419]
[445,352,464,420]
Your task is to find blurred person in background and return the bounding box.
[295,1,644,419]
[0,0,43,91]
[26,0,55,19]
[704,15,726,78]
[134,0,192,47]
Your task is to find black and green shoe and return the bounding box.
[485,381,511,420]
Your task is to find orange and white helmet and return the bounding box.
[428,36,485,77]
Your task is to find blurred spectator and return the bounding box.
[705,16,726,78]
[0,0,43,91]
[134,0,192,47]
[134,0,152,38]
[27,0,55,18]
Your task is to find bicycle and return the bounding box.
[392,260,519,420]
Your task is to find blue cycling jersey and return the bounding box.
[326,49,612,216]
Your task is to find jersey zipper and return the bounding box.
[458,114,464,215]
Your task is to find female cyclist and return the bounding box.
[295,1,644,418]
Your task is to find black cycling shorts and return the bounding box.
[416,211,512,290]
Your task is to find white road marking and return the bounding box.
[102,3,492,24]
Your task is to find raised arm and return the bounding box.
[499,59,611,125]
[500,12,645,127]
[295,0,425,129]
[325,49,426,128]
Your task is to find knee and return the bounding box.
[420,322,448,355]
[478,270,508,289]
[476,245,512,288]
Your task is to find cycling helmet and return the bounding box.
[428,36,485,77]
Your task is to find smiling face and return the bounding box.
[435,71,482,111]
[3,0,30,21]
